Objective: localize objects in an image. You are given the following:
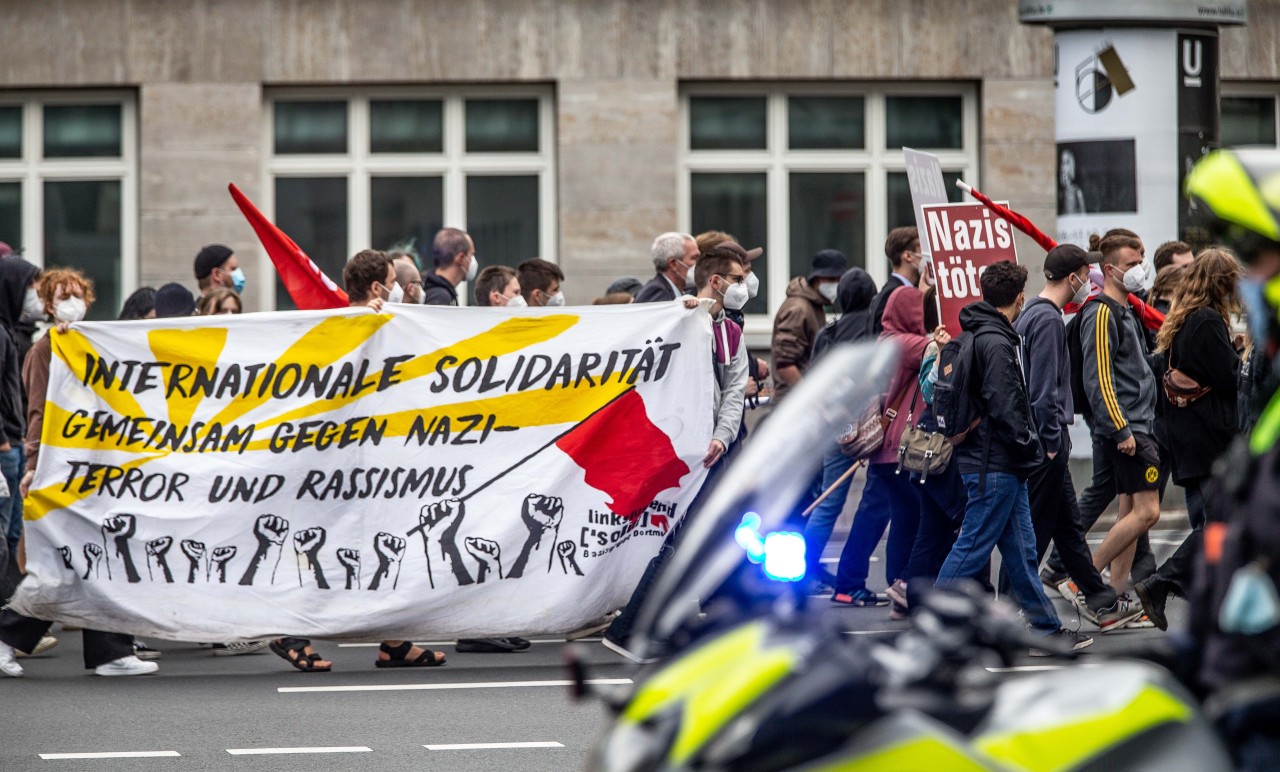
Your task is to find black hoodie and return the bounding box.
[811,268,876,363]
[955,301,1043,478]
[0,257,37,446]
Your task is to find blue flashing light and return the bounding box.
[735,512,765,564]
[762,531,807,582]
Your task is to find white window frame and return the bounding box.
[679,82,978,342]
[0,90,138,295]
[263,85,556,308]
[1220,81,1280,147]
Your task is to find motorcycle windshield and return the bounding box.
[629,341,898,659]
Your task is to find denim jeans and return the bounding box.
[833,463,920,593]
[802,446,858,579]
[1,446,21,549]
[938,472,1060,633]
[903,461,965,582]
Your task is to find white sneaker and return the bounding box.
[0,641,24,677]
[15,634,58,658]
[94,655,158,677]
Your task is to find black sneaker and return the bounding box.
[133,639,162,661]
[1029,628,1094,657]
[455,637,528,653]
[1133,577,1169,631]
[1039,566,1069,590]
[831,588,890,607]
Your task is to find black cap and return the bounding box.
[194,244,234,280]
[808,249,848,281]
[605,276,644,296]
[154,283,196,318]
[1043,243,1097,281]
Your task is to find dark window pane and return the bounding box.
[690,97,767,151]
[274,102,348,154]
[788,97,865,150]
[691,173,768,314]
[886,170,965,234]
[0,182,20,247]
[789,173,865,283]
[371,177,444,262]
[370,100,443,153]
[274,177,348,311]
[0,107,20,158]
[1222,96,1277,147]
[466,175,539,269]
[43,104,122,158]
[43,180,121,320]
[885,96,963,149]
[465,100,539,153]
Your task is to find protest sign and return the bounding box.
[921,201,1020,334]
[10,303,714,641]
[903,148,949,259]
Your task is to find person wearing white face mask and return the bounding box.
[422,228,477,307]
[636,232,698,304]
[693,233,770,402]
[517,258,566,307]
[771,248,847,403]
[473,265,526,308]
[685,246,750,469]
[391,253,425,305]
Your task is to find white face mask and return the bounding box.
[744,271,760,299]
[466,255,479,283]
[545,291,566,307]
[817,281,838,304]
[21,287,44,322]
[385,281,404,304]
[1069,273,1090,305]
[685,264,696,291]
[720,281,749,311]
[53,296,87,323]
[504,293,528,308]
[1112,264,1146,294]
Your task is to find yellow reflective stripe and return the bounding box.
[1184,150,1280,241]
[1094,305,1127,432]
[621,622,798,764]
[974,684,1192,772]
[803,735,993,772]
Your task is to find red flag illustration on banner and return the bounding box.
[956,180,1164,332]
[556,389,690,518]
[228,183,349,310]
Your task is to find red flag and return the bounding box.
[228,183,349,310]
[958,181,1165,332]
[556,389,690,519]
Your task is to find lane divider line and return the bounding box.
[226,747,372,755]
[424,742,564,751]
[335,638,600,648]
[278,678,632,694]
[40,752,181,760]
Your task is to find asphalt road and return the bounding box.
[1,529,1191,771]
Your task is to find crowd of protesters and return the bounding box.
[0,213,1250,674]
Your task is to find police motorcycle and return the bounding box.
[573,342,1232,771]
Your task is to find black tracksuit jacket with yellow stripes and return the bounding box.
[1079,293,1157,442]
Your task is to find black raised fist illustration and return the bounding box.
[83,543,103,580]
[57,545,74,571]
[146,536,174,583]
[336,547,361,590]
[211,545,237,583]
[509,494,565,578]
[102,514,141,582]
[556,539,584,577]
[464,537,503,583]
[416,499,473,587]
[368,532,406,591]
[293,527,329,589]
[239,514,289,586]
[181,539,205,583]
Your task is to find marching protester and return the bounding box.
[422,228,476,306]
[153,283,197,318]
[517,258,566,307]
[604,276,643,299]
[932,261,1092,652]
[0,255,38,597]
[197,287,243,316]
[635,232,698,303]
[771,249,846,402]
[118,287,158,320]
[392,252,424,305]
[1153,239,1194,272]
[0,268,157,677]
[694,231,769,402]
[193,244,245,301]
[868,227,922,336]
[1149,264,1186,316]
[473,265,524,307]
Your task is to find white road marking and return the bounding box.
[226,747,371,755]
[279,678,632,694]
[424,742,564,751]
[986,663,1104,673]
[40,751,180,760]
[841,630,897,635]
[335,638,598,648]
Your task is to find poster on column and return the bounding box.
[922,201,1019,334]
[10,303,714,641]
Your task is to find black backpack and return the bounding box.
[932,331,985,443]
[1066,297,1125,419]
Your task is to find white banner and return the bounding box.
[11,303,714,641]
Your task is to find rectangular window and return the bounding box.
[266,88,554,308]
[1221,95,1278,147]
[0,93,136,320]
[682,85,977,333]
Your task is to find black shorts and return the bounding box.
[1103,431,1162,495]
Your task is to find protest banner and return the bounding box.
[921,200,1020,334]
[902,148,949,260]
[10,303,714,641]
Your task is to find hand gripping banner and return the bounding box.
[10,303,714,641]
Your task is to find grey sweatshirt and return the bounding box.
[1079,294,1157,442]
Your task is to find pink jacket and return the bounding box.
[871,287,930,466]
